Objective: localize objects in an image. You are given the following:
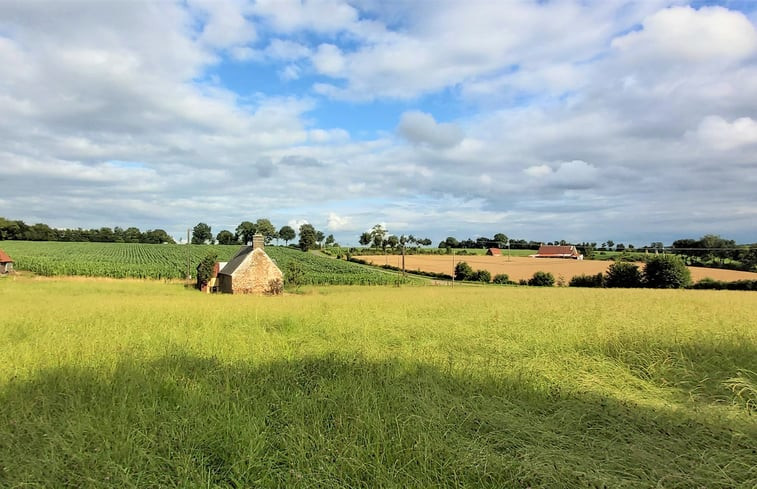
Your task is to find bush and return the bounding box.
[528,271,555,287]
[569,273,605,288]
[492,273,510,284]
[471,269,491,283]
[690,278,757,291]
[605,262,643,288]
[518,279,528,286]
[454,261,473,281]
[644,255,691,289]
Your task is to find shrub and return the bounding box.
[644,255,691,289]
[569,273,605,288]
[454,261,473,281]
[528,271,555,287]
[691,278,757,291]
[471,269,491,282]
[518,279,528,286]
[284,261,304,289]
[605,262,643,288]
[492,273,510,284]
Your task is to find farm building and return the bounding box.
[0,249,14,274]
[216,234,283,295]
[486,248,502,256]
[531,245,583,260]
[196,261,228,293]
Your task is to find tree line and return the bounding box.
[191,219,336,252]
[0,217,174,244]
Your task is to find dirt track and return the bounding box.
[359,255,757,283]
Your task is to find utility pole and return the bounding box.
[451,248,455,288]
[186,228,191,281]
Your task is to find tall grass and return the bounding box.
[1,277,755,488]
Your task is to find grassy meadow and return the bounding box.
[1,276,756,488]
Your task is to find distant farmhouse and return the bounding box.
[0,249,14,274]
[198,234,283,295]
[531,245,583,260]
[486,248,502,256]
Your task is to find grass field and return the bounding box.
[0,241,412,285]
[359,254,757,283]
[1,276,755,488]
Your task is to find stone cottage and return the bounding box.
[217,234,283,294]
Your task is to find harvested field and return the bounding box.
[359,255,757,283]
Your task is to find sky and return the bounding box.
[1,0,756,246]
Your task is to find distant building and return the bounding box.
[216,234,283,295]
[531,245,583,260]
[0,249,14,274]
[486,248,502,256]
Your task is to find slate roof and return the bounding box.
[219,246,254,275]
[0,249,13,263]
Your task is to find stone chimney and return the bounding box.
[252,233,265,250]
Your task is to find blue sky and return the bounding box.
[1,0,756,246]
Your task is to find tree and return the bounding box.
[143,229,175,244]
[315,230,325,248]
[386,235,399,250]
[235,221,256,244]
[492,273,511,284]
[216,230,237,245]
[644,254,691,288]
[454,261,473,281]
[192,222,212,244]
[279,225,296,245]
[471,269,491,282]
[493,233,508,247]
[196,252,218,287]
[528,271,555,286]
[255,219,277,244]
[123,227,142,243]
[325,234,335,247]
[359,232,372,247]
[605,262,643,288]
[370,224,387,249]
[298,223,317,251]
[606,240,615,249]
[285,261,304,289]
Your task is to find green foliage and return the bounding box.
[235,221,256,244]
[215,230,237,245]
[690,278,757,291]
[454,261,473,281]
[492,273,511,284]
[605,262,643,288]
[278,226,296,245]
[191,222,212,244]
[528,271,555,287]
[196,252,218,285]
[471,269,491,282]
[284,261,304,289]
[569,273,605,288]
[255,219,277,244]
[298,224,317,251]
[644,254,692,289]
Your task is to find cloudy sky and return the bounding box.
[1,0,756,246]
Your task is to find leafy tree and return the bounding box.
[644,254,691,288]
[315,230,325,248]
[123,227,142,243]
[279,225,296,245]
[325,234,335,247]
[196,252,218,287]
[370,224,387,249]
[528,271,555,287]
[454,261,473,281]
[255,219,277,244]
[606,240,615,249]
[471,269,491,282]
[143,229,175,244]
[493,233,508,246]
[569,273,605,288]
[235,221,256,244]
[386,235,399,250]
[298,223,317,251]
[192,222,212,244]
[492,273,511,284]
[285,261,305,289]
[216,230,237,245]
[359,232,372,247]
[605,262,643,288]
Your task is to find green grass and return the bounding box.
[0,241,414,285]
[1,278,756,488]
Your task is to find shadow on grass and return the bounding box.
[1,353,755,488]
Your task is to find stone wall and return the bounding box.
[230,249,283,295]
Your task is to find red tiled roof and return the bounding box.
[0,249,13,263]
[536,245,578,256]
[487,248,502,255]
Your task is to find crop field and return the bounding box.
[0,241,411,285]
[1,277,755,488]
[360,254,757,283]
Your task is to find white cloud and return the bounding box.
[693,116,757,150]
[326,212,354,231]
[398,111,463,148]
[312,43,346,76]
[524,160,599,190]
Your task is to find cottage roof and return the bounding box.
[219,246,255,275]
[487,248,502,255]
[0,249,13,263]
